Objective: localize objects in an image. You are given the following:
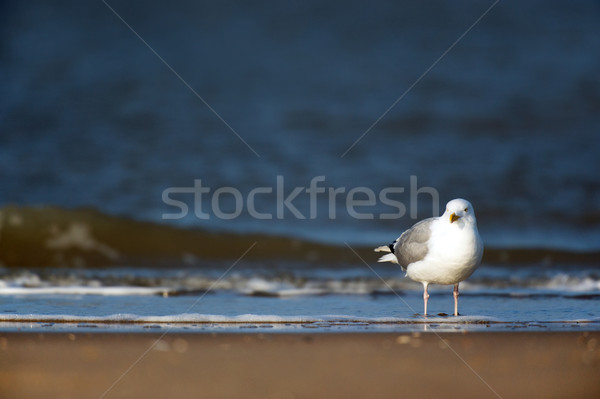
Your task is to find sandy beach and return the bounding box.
[0,331,598,398]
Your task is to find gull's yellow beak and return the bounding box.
[450,213,460,223]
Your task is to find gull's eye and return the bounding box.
[464,207,468,212]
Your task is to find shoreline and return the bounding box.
[1,331,598,398]
[1,320,599,334]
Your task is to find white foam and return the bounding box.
[0,286,171,296]
[0,266,598,297]
[0,313,316,323]
[0,312,501,324]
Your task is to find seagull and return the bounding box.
[375,198,483,316]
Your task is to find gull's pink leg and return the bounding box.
[423,282,430,316]
[453,283,460,316]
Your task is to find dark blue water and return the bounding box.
[2,0,600,249]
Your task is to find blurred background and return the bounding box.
[1,0,599,257]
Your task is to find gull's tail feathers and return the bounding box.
[374,245,392,253]
[377,253,398,264]
[375,244,398,263]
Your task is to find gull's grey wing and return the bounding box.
[392,218,434,269]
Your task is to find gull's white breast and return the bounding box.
[406,218,483,285]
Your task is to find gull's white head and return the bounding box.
[442,198,477,226]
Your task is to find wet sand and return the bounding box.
[0,331,598,398]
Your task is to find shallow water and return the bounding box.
[1,292,598,333]
[1,264,598,333]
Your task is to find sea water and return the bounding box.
[1,264,598,333]
[1,1,599,332]
[2,0,600,250]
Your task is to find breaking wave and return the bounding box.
[1,205,598,268]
